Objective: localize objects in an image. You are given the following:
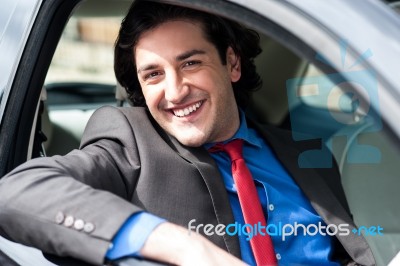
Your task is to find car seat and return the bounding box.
[329,116,400,266]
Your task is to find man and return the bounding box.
[0,0,374,265]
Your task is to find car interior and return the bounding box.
[0,0,399,265]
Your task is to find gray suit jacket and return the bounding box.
[0,106,375,265]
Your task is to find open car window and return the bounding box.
[45,16,120,85]
[42,7,123,156]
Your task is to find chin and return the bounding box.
[175,136,204,147]
[173,131,207,147]
[163,124,209,147]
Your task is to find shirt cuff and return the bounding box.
[106,212,166,260]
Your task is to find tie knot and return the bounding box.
[209,139,243,161]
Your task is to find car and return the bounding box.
[0,0,400,265]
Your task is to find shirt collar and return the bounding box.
[204,109,262,149]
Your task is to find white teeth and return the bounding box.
[173,101,203,117]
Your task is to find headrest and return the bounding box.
[115,82,133,106]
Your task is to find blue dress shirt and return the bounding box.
[106,212,165,259]
[107,110,340,265]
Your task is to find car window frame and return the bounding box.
[0,0,80,175]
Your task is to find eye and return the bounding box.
[143,71,163,81]
[183,60,201,68]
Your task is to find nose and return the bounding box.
[164,71,189,103]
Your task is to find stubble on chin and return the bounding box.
[170,128,208,147]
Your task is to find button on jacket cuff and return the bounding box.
[106,212,166,260]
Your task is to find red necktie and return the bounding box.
[209,139,277,266]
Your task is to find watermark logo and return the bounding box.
[286,39,382,168]
[188,219,384,241]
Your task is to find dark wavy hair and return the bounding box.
[114,0,262,108]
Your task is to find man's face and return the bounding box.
[135,20,241,147]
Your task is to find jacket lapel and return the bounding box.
[161,131,241,258]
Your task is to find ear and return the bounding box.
[226,46,241,82]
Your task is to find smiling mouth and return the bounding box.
[171,101,203,117]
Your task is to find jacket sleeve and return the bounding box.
[0,106,143,265]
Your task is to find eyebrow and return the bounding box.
[175,49,206,61]
[137,49,206,74]
[137,64,158,74]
